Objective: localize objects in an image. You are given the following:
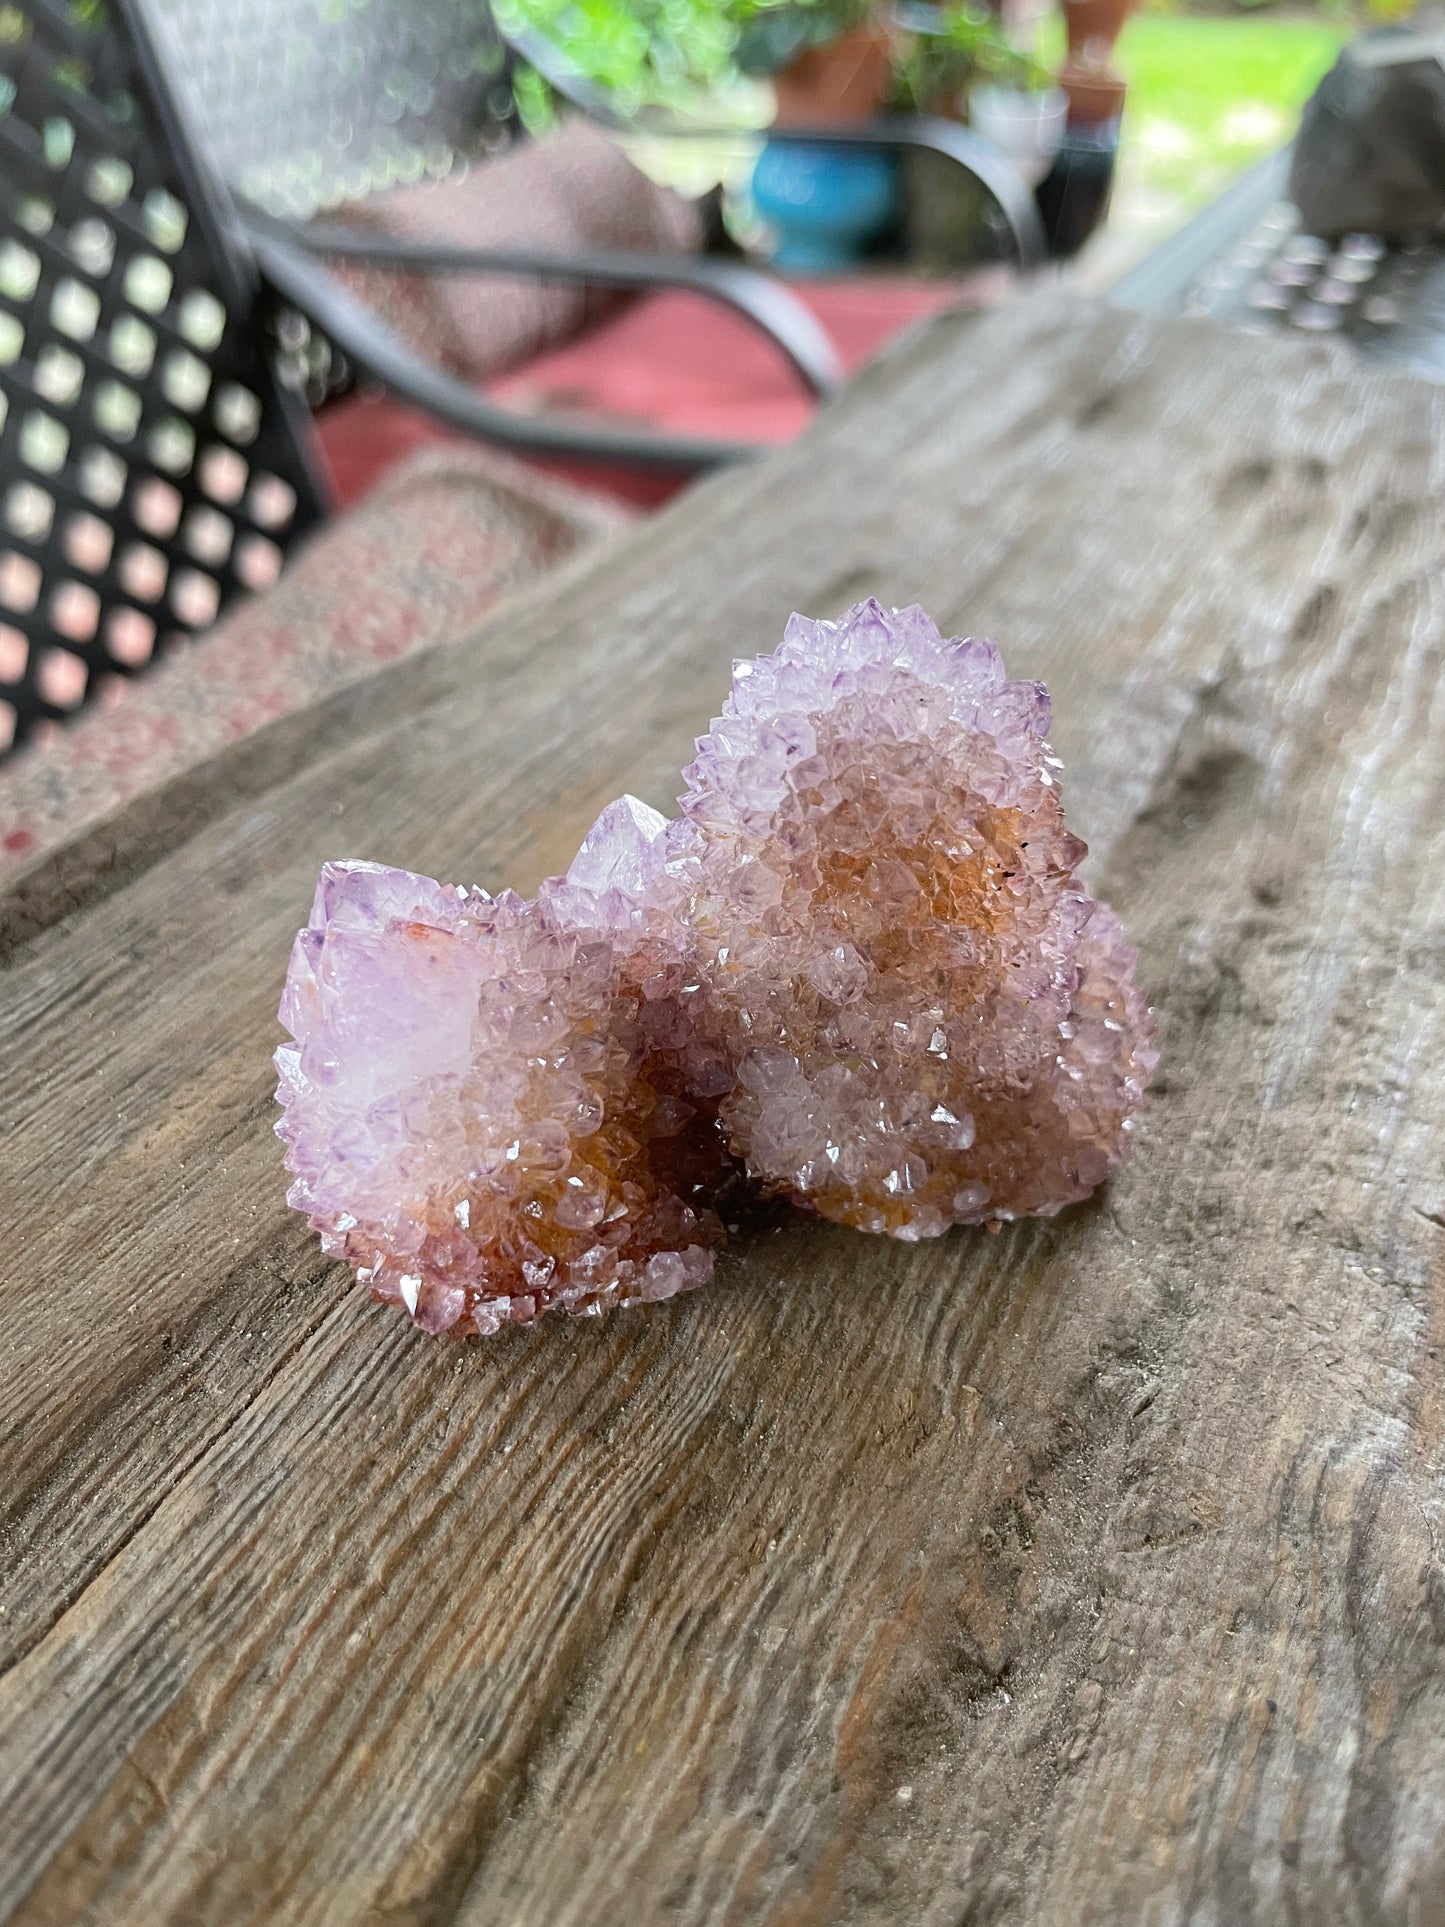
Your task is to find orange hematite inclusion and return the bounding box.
[276,601,1155,1332]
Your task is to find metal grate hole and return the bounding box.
[122,253,173,315]
[79,445,127,508]
[119,541,168,602]
[0,550,41,612]
[6,482,54,541]
[20,410,69,473]
[178,287,225,350]
[51,579,100,642]
[0,239,41,301]
[213,380,261,444]
[51,48,88,96]
[182,505,232,566]
[148,416,195,473]
[50,276,100,341]
[109,313,155,378]
[0,702,14,753]
[94,378,142,440]
[35,344,84,407]
[36,645,87,706]
[198,443,247,503]
[141,186,187,253]
[42,114,75,170]
[85,155,133,206]
[235,533,281,591]
[106,606,156,666]
[161,347,210,412]
[69,216,115,276]
[63,511,113,573]
[0,312,23,365]
[247,473,296,531]
[274,309,309,354]
[0,624,28,681]
[171,568,218,626]
[132,476,181,538]
[17,192,53,235]
[103,85,138,127]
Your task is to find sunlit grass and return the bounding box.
[1113,14,1347,206]
[1070,12,1347,276]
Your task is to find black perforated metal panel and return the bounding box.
[0,0,324,759]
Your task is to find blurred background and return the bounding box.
[493,0,1358,279]
[0,0,1430,853]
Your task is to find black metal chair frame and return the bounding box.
[179,7,1049,481]
[249,214,841,476]
[0,0,1047,758]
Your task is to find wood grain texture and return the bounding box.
[3,294,1445,1925]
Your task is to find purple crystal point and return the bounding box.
[566,794,669,894]
[538,793,678,934]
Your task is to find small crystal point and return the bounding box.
[564,794,669,897]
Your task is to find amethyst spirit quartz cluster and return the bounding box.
[275,601,1156,1336]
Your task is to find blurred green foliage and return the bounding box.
[889,6,1052,114]
[496,0,1360,182]
[497,0,1077,119]
[733,0,874,78]
[493,0,741,113]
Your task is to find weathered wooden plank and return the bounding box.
[3,295,1444,1924]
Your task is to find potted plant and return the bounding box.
[891,2,1066,186]
[1056,0,1136,129]
[739,1,902,271]
[737,0,894,124]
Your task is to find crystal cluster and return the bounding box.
[276,600,1155,1333]
[274,810,728,1336]
[677,603,1156,1236]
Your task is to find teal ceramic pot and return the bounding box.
[751,140,900,272]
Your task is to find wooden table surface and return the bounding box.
[4,294,1445,1926]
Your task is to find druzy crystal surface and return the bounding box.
[274,808,727,1336]
[276,599,1155,1331]
[675,601,1157,1238]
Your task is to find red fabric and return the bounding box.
[316,278,977,512]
